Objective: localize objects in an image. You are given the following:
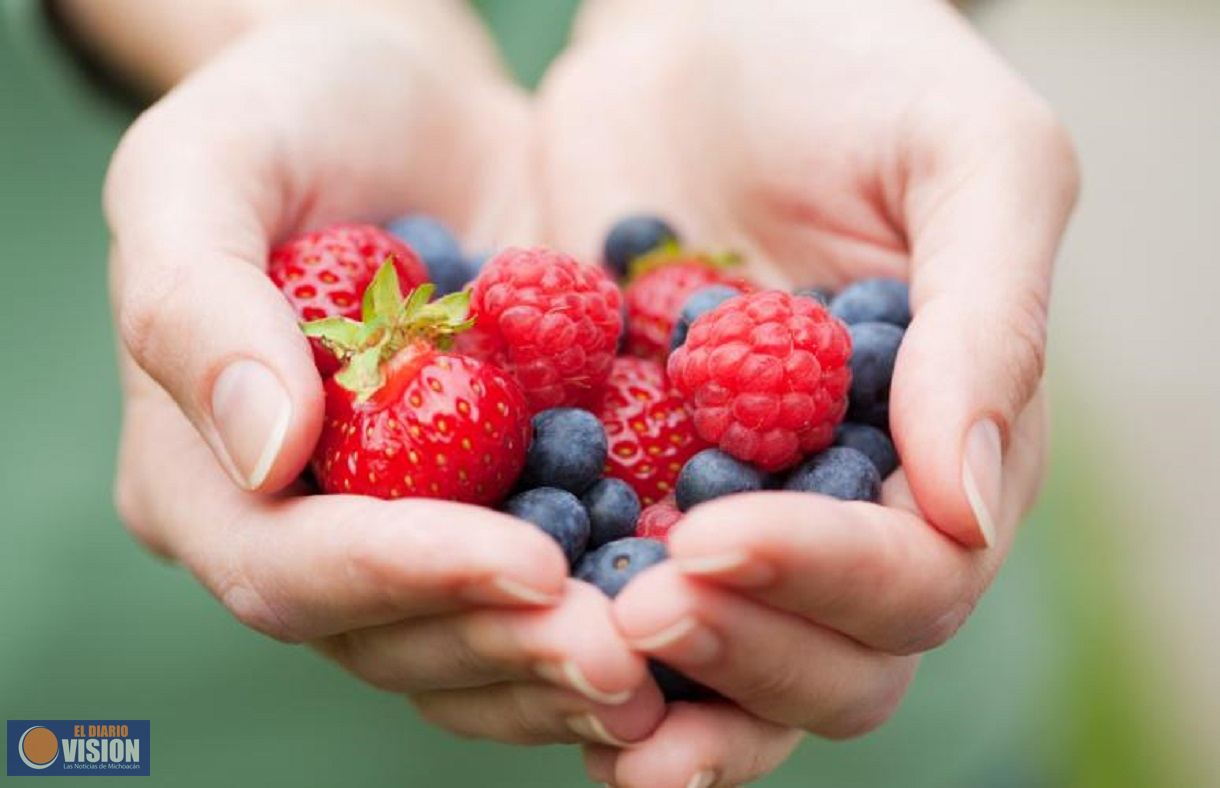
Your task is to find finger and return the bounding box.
[586,703,802,788]
[895,94,1079,547]
[105,15,517,493]
[324,581,652,704]
[663,390,1047,655]
[613,564,918,736]
[116,396,569,641]
[410,681,663,748]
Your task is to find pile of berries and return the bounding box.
[268,213,908,700]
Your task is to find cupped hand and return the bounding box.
[536,0,1078,784]
[106,10,663,748]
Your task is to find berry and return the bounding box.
[667,290,853,472]
[635,497,682,542]
[669,285,743,353]
[464,248,622,411]
[575,537,667,598]
[305,263,529,505]
[596,358,708,506]
[504,487,590,565]
[603,214,679,279]
[784,446,881,502]
[582,478,642,549]
[522,408,608,494]
[834,422,898,478]
[675,448,769,512]
[269,223,428,375]
[649,661,711,702]
[624,255,752,362]
[385,214,473,296]
[793,286,832,306]
[829,278,911,328]
[846,322,903,431]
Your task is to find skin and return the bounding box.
[97,1,1079,785]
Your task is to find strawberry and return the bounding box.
[303,262,530,505]
[269,223,428,376]
[595,357,708,507]
[623,248,753,363]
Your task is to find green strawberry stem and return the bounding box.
[626,241,743,281]
[301,258,474,399]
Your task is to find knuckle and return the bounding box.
[816,661,915,740]
[897,598,976,655]
[115,265,191,374]
[1003,96,1081,200]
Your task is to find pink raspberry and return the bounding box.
[635,497,682,543]
[667,290,852,472]
[464,248,622,411]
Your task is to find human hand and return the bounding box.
[105,11,663,748]
[536,0,1078,783]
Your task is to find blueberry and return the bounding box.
[504,487,590,565]
[523,408,608,494]
[784,446,881,502]
[675,449,769,512]
[385,214,473,296]
[669,285,742,352]
[794,286,833,306]
[830,278,911,327]
[603,215,679,279]
[834,423,899,478]
[575,537,667,598]
[582,478,642,549]
[466,250,492,274]
[847,321,904,431]
[649,661,714,703]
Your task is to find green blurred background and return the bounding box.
[2,0,1215,785]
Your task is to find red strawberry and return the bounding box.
[462,248,622,412]
[269,223,428,375]
[624,250,753,363]
[636,496,682,543]
[595,357,708,507]
[304,262,530,505]
[667,290,852,472]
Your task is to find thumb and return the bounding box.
[106,114,324,493]
[892,105,1079,548]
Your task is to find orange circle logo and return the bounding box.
[19,726,59,770]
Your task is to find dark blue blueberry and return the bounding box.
[603,214,679,279]
[794,286,833,306]
[385,214,473,296]
[523,408,608,494]
[649,661,715,703]
[582,478,642,549]
[834,423,899,478]
[784,446,881,502]
[669,285,742,352]
[675,449,769,512]
[575,537,667,598]
[830,278,911,327]
[504,487,590,565]
[847,321,904,431]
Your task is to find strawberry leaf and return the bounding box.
[362,258,406,324]
[300,316,367,357]
[334,346,385,398]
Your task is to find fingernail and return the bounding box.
[962,419,1002,548]
[463,575,559,607]
[535,660,633,706]
[566,714,633,748]
[686,770,718,788]
[211,359,291,490]
[676,551,775,587]
[627,616,721,666]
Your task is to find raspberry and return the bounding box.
[464,248,622,411]
[635,496,682,542]
[667,290,852,472]
[596,357,708,506]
